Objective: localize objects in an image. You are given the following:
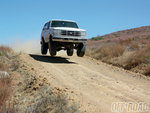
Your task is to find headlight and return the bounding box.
[53,29,62,35]
[81,31,86,36]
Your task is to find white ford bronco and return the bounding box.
[41,19,87,57]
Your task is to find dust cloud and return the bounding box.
[12,39,74,56]
[12,39,41,54]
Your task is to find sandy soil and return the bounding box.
[18,51,150,113]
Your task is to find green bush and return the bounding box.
[91,36,104,40]
[146,36,150,39]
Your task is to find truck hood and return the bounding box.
[52,27,86,32]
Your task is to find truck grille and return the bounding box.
[61,30,81,36]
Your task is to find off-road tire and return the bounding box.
[67,49,74,56]
[77,43,86,57]
[41,39,48,55]
[48,38,56,57]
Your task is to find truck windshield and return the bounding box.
[51,21,78,28]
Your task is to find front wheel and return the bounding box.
[41,39,48,55]
[48,39,56,57]
[67,49,74,56]
[77,43,86,57]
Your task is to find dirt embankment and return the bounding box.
[0,46,80,113]
[15,51,150,113]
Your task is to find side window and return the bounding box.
[43,23,48,30]
[47,22,50,29]
[49,21,52,27]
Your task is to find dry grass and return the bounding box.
[29,92,80,113]
[0,46,16,112]
[0,46,12,52]
[22,75,81,113]
[0,46,13,57]
[144,65,150,76]
[91,44,125,61]
[130,42,139,50]
[145,44,150,51]
[87,36,150,76]
[87,26,150,76]
[119,39,131,45]
[0,62,8,71]
[124,50,147,69]
[0,62,13,112]
[0,75,12,112]
[0,47,11,110]
[0,77,11,105]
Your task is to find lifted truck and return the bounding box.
[41,19,87,57]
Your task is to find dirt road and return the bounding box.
[19,52,150,113]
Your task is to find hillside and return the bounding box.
[86,26,150,76]
[88,26,150,47]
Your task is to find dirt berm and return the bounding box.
[17,51,150,113]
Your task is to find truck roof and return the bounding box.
[50,19,76,23]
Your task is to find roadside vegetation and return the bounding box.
[91,36,104,40]
[86,26,150,76]
[0,46,15,112]
[0,45,81,113]
[0,73,13,112]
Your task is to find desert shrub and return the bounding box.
[129,42,139,50]
[0,49,16,112]
[113,33,120,37]
[131,37,135,41]
[0,46,12,52]
[25,86,80,113]
[124,50,148,69]
[0,46,13,57]
[119,39,131,46]
[146,36,150,39]
[145,44,150,51]
[93,44,125,60]
[91,36,104,40]
[0,75,12,112]
[0,62,8,71]
[85,48,95,56]
[143,65,150,76]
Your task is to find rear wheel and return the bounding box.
[48,38,56,56]
[41,39,48,55]
[77,43,86,57]
[67,49,74,56]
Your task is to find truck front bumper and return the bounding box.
[52,37,87,43]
